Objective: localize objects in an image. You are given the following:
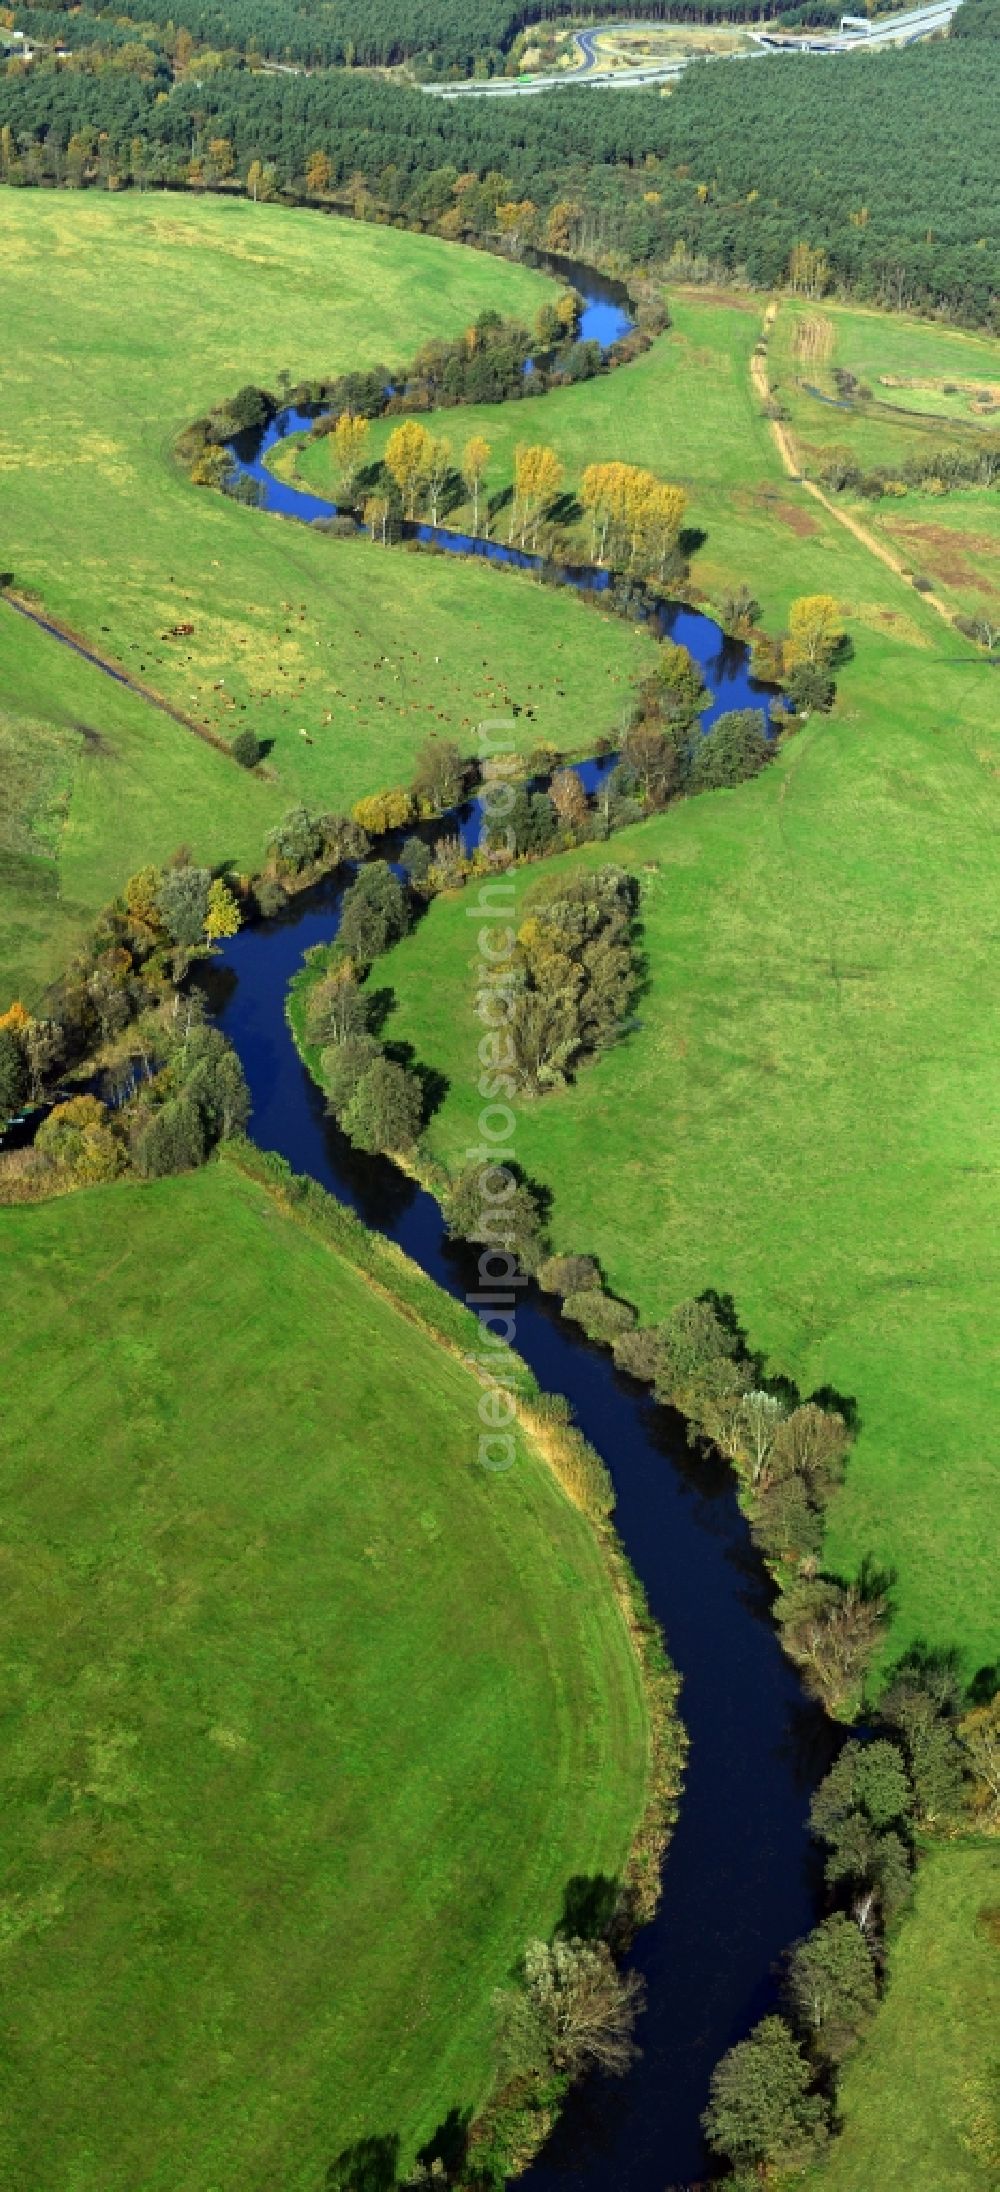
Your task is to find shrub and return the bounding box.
[0,1026,28,1118]
[642,1298,748,1418]
[338,861,411,966]
[496,1936,645,2089]
[412,735,467,815]
[156,863,211,954]
[688,709,771,793]
[778,1578,889,1718]
[132,1094,206,1178]
[232,727,261,769]
[959,1698,1000,1828]
[767,1402,850,1501]
[537,1253,601,1297]
[321,1032,383,1114]
[508,865,640,1092]
[399,834,432,885]
[35,1095,124,1183]
[787,663,835,714]
[444,1162,547,1275]
[265,806,328,876]
[562,1290,637,1344]
[751,1475,824,1565]
[352,787,417,836]
[340,1055,423,1154]
[307,964,370,1049]
[254,875,288,918]
[816,1729,914,1831]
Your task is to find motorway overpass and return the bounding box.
[422,0,960,95]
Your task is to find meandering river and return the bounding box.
[209,266,842,2187]
[12,258,838,2183]
[202,649,834,2191]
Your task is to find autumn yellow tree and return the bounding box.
[786,594,844,670]
[462,434,491,535]
[35,1096,124,1185]
[423,435,453,527]
[634,479,687,580]
[787,241,831,298]
[545,200,583,253]
[305,148,331,196]
[580,461,635,565]
[352,787,416,833]
[581,462,685,577]
[512,443,563,551]
[495,198,537,248]
[246,159,276,204]
[332,411,369,505]
[549,769,589,833]
[208,137,234,180]
[203,878,241,948]
[364,492,390,544]
[385,420,432,518]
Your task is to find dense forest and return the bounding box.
[951,0,1000,29]
[3,36,997,325]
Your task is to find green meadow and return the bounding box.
[803,1842,1000,2192]
[767,298,1000,624]
[0,190,652,1002]
[0,1155,649,2191]
[373,602,999,1679]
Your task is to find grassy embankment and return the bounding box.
[0,1152,652,2191]
[0,190,654,1002]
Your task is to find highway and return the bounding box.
[422,0,960,95]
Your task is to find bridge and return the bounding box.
[422,0,960,96]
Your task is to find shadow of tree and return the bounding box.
[416,2105,472,2180]
[325,2133,399,2192]
[558,1873,621,1940]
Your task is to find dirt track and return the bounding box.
[752,301,954,627]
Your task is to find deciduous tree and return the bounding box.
[385,419,431,518]
[332,411,369,504]
[462,433,491,535]
[786,593,844,671]
[203,877,241,947]
[702,2015,829,2172]
[782,1916,878,2067]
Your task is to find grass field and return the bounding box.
[0,1156,649,2190]
[767,299,1000,624]
[804,1842,1000,2192]
[0,605,269,1002]
[373,669,998,1680]
[0,191,653,1002]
